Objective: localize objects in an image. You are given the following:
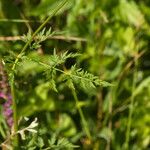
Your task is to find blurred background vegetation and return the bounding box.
[0,0,150,149]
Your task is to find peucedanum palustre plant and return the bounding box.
[0,0,111,149]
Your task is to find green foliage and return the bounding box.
[47,134,79,149]
[22,28,57,50]
[22,50,110,94]
[0,0,150,149]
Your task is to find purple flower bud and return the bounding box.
[7,117,14,128]
[3,108,13,116]
[2,95,14,128]
[0,60,13,128]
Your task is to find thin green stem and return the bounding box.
[11,0,68,73]
[9,0,68,147]
[25,57,98,84]
[71,88,91,140]
[10,76,19,147]
[124,60,138,149]
[0,19,43,23]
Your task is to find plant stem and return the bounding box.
[71,88,91,140]
[9,0,68,147]
[106,88,113,150]
[124,60,137,149]
[11,0,68,73]
[10,79,19,147]
[25,57,102,84]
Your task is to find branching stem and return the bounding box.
[9,0,68,147]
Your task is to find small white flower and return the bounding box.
[17,118,38,140]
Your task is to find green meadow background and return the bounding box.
[0,0,150,149]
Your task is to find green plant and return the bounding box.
[1,0,150,149]
[0,0,111,149]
